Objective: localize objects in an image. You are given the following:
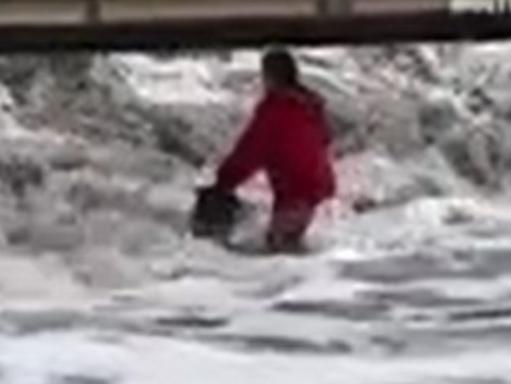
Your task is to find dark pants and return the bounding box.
[266,200,317,253]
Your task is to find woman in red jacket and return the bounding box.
[215,49,336,253]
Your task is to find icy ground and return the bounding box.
[2,46,511,383]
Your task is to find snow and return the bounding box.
[0,86,30,140]
[109,54,233,105]
[2,44,511,383]
[1,332,511,384]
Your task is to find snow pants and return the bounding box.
[266,199,317,253]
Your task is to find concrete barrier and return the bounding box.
[0,0,455,25]
[354,0,448,14]
[101,0,317,21]
[0,0,86,25]
[1,1,511,50]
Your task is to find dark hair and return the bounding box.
[262,48,299,88]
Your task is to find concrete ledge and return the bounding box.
[354,0,448,14]
[0,1,86,25]
[101,0,316,21]
[0,12,511,51]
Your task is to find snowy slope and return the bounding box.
[1,45,511,383]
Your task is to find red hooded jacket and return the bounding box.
[217,87,336,205]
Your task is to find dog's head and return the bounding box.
[191,186,242,238]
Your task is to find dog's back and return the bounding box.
[191,186,241,239]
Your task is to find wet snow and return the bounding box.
[2,45,511,383]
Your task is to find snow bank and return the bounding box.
[2,44,511,383]
[109,54,234,105]
[1,332,511,384]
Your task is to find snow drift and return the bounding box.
[1,44,511,383]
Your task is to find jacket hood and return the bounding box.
[266,85,325,112]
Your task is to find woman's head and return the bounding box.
[261,48,300,90]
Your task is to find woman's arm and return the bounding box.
[216,98,272,192]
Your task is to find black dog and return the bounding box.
[190,186,242,240]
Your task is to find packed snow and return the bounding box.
[1,45,511,383]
